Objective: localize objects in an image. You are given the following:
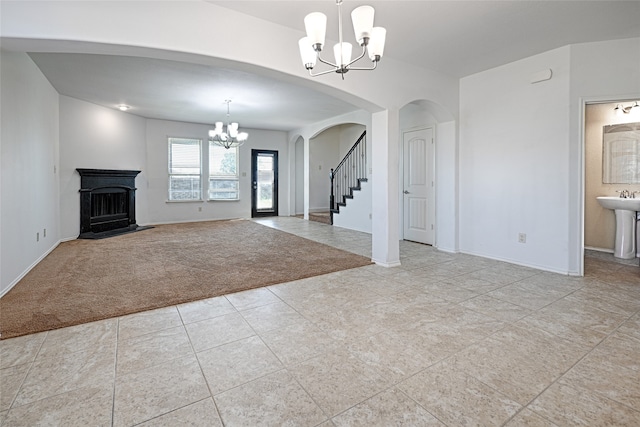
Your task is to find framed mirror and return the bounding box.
[602,122,640,184]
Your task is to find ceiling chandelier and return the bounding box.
[208,100,249,149]
[298,0,386,79]
[614,102,639,116]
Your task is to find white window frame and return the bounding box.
[168,137,202,201]
[208,143,240,201]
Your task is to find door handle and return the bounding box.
[403,190,410,194]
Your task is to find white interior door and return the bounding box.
[403,128,435,244]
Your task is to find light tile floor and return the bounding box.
[1,217,639,426]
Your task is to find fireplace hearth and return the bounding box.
[77,168,143,239]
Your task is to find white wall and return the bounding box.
[338,124,367,160]
[434,121,458,253]
[333,181,372,233]
[1,52,60,296]
[309,127,341,212]
[295,137,304,215]
[460,46,572,273]
[145,119,290,224]
[59,96,148,239]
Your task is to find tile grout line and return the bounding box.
[5,331,48,414]
[178,302,227,426]
[111,318,119,427]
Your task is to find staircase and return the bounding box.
[330,131,367,225]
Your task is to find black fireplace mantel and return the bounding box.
[77,168,141,239]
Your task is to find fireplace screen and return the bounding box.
[91,191,128,219]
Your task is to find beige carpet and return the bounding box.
[0,220,371,339]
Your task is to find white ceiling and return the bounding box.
[28,53,360,131]
[25,1,640,131]
[213,0,640,78]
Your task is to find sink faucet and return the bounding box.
[616,189,630,198]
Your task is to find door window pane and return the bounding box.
[257,155,274,210]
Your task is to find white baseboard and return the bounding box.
[0,239,61,298]
[458,249,576,276]
[373,259,402,268]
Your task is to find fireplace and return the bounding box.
[77,168,141,239]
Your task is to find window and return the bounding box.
[168,137,201,201]
[209,143,239,200]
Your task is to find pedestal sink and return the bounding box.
[596,196,640,259]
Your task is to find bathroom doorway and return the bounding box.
[583,100,640,270]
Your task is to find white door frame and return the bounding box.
[579,93,640,276]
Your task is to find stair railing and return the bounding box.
[330,130,367,224]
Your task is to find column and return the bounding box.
[371,109,401,267]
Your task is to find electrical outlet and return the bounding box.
[518,233,526,243]
[198,207,202,212]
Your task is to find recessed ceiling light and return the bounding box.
[118,104,130,111]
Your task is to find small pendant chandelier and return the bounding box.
[298,0,387,79]
[209,100,249,149]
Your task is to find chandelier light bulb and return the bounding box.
[334,42,353,67]
[368,27,387,61]
[304,12,327,50]
[298,37,317,69]
[351,5,374,45]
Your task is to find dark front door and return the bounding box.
[251,150,278,217]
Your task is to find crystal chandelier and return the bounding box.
[298,0,387,79]
[208,100,249,149]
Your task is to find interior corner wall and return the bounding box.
[1,52,60,296]
[459,46,572,273]
[59,96,148,239]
